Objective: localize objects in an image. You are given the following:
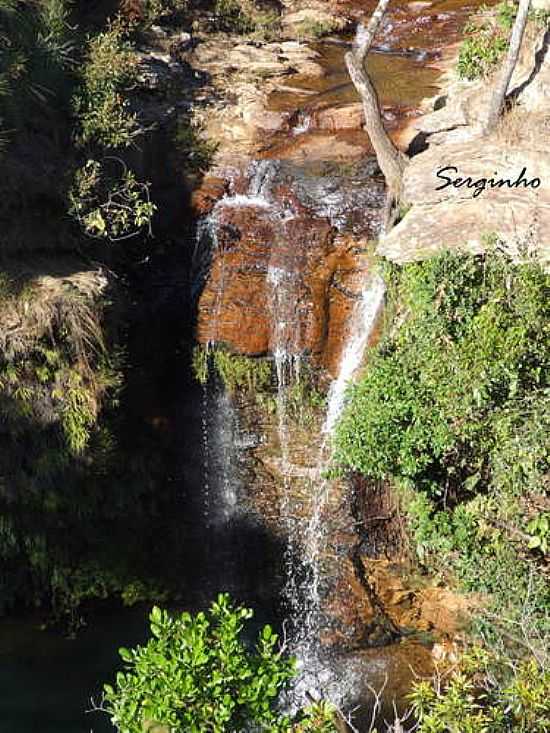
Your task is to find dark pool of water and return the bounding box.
[0,597,279,733]
[0,606,149,732]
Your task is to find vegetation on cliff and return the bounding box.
[0,0,219,625]
[458,2,550,80]
[336,249,549,727]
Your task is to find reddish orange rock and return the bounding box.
[191,177,227,216]
[197,200,338,357]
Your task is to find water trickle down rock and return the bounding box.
[193,156,391,708]
[196,158,384,372]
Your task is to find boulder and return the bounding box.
[378,141,550,265]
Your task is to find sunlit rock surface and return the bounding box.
[380,26,550,265]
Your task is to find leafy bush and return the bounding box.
[73,19,139,149]
[69,158,156,241]
[142,0,188,26]
[103,594,336,732]
[335,252,548,496]
[0,0,76,128]
[213,0,280,38]
[457,5,513,80]
[335,251,549,652]
[120,0,189,28]
[409,647,550,733]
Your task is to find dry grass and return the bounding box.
[0,258,111,373]
[495,104,550,150]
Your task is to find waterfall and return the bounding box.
[267,262,304,626]
[324,274,386,435]
[286,273,386,709]
[193,158,387,708]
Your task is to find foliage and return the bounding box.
[193,347,325,426]
[211,350,271,394]
[335,251,549,653]
[73,19,139,149]
[120,0,189,28]
[496,0,517,30]
[0,0,76,129]
[141,0,189,26]
[409,647,550,733]
[193,346,272,395]
[336,252,548,494]
[526,513,549,555]
[457,7,511,80]
[174,116,218,174]
[213,0,280,39]
[68,159,156,241]
[285,366,326,428]
[103,594,336,732]
[530,7,550,27]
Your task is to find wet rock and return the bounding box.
[196,159,384,367]
[264,132,371,162]
[196,198,336,356]
[310,102,364,131]
[191,176,227,216]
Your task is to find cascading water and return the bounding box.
[284,273,386,712]
[193,155,388,710]
[324,274,386,436]
[267,262,304,626]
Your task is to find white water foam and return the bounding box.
[287,273,386,710]
[324,274,386,435]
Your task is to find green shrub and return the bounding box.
[141,0,188,26]
[457,7,511,80]
[409,648,550,733]
[0,0,76,128]
[73,20,139,149]
[213,0,280,38]
[68,159,156,241]
[335,252,548,496]
[496,0,517,30]
[335,251,549,652]
[102,594,337,732]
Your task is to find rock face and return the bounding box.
[195,160,384,372]
[361,560,474,636]
[197,192,336,358]
[379,143,550,263]
[188,37,326,162]
[379,25,550,265]
[232,387,389,650]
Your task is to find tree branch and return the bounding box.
[344,2,408,232]
[483,0,532,133]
